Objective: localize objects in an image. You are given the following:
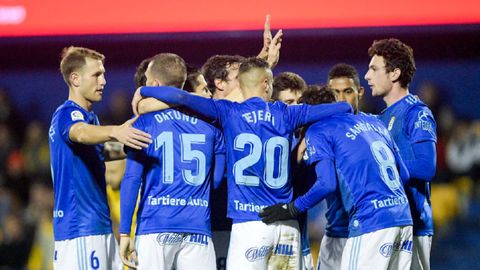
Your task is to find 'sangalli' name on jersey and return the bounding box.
[346,120,388,140]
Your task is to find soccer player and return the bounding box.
[184,64,212,98]
[328,63,365,114]
[201,15,282,102]
[260,86,413,270]
[272,72,307,104]
[365,38,437,270]
[311,63,365,270]
[271,72,313,270]
[132,57,352,270]
[119,53,226,270]
[49,46,152,270]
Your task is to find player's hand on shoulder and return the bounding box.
[131,87,144,116]
[111,116,152,150]
[119,235,138,269]
[258,202,298,224]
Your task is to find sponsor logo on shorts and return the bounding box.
[274,244,293,256]
[245,246,273,262]
[156,233,183,245]
[188,234,208,246]
[379,240,413,257]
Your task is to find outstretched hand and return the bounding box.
[258,202,299,224]
[111,116,152,150]
[258,14,272,60]
[267,29,283,68]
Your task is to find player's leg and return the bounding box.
[388,226,413,270]
[302,252,314,270]
[316,235,347,270]
[226,221,273,270]
[105,233,123,270]
[340,227,412,270]
[136,233,179,270]
[53,238,79,270]
[176,233,216,270]
[410,235,431,270]
[299,215,314,270]
[268,220,301,270]
[54,234,121,270]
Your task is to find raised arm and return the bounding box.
[139,86,220,122]
[256,14,283,69]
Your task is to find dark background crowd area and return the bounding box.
[0,24,479,269]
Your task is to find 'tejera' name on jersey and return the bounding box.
[241,110,275,125]
[154,110,198,125]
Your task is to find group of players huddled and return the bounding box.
[49,16,436,270]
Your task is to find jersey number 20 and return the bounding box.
[233,133,289,189]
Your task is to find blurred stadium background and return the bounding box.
[0,1,479,269]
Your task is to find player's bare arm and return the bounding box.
[132,86,171,115]
[257,14,272,60]
[119,235,138,269]
[69,116,152,150]
[256,15,283,69]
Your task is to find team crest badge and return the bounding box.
[388,116,395,131]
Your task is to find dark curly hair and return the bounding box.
[298,85,336,105]
[183,64,203,93]
[368,38,416,88]
[328,63,361,88]
[201,55,245,95]
[134,57,151,88]
[272,72,307,100]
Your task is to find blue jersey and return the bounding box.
[378,94,437,236]
[139,86,352,223]
[322,111,371,238]
[214,97,332,222]
[119,109,225,237]
[303,113,412,237]
[49,100,112,241]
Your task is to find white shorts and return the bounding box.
[136,232,216,270]
[53,233,122,270]
[227,220,301,270]
[317,235,347,270]
[301,252,314,270]
[410,235,432,270]
[341,226,413,270]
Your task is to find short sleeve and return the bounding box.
[405,107,437,143]
[57,107,89,144]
